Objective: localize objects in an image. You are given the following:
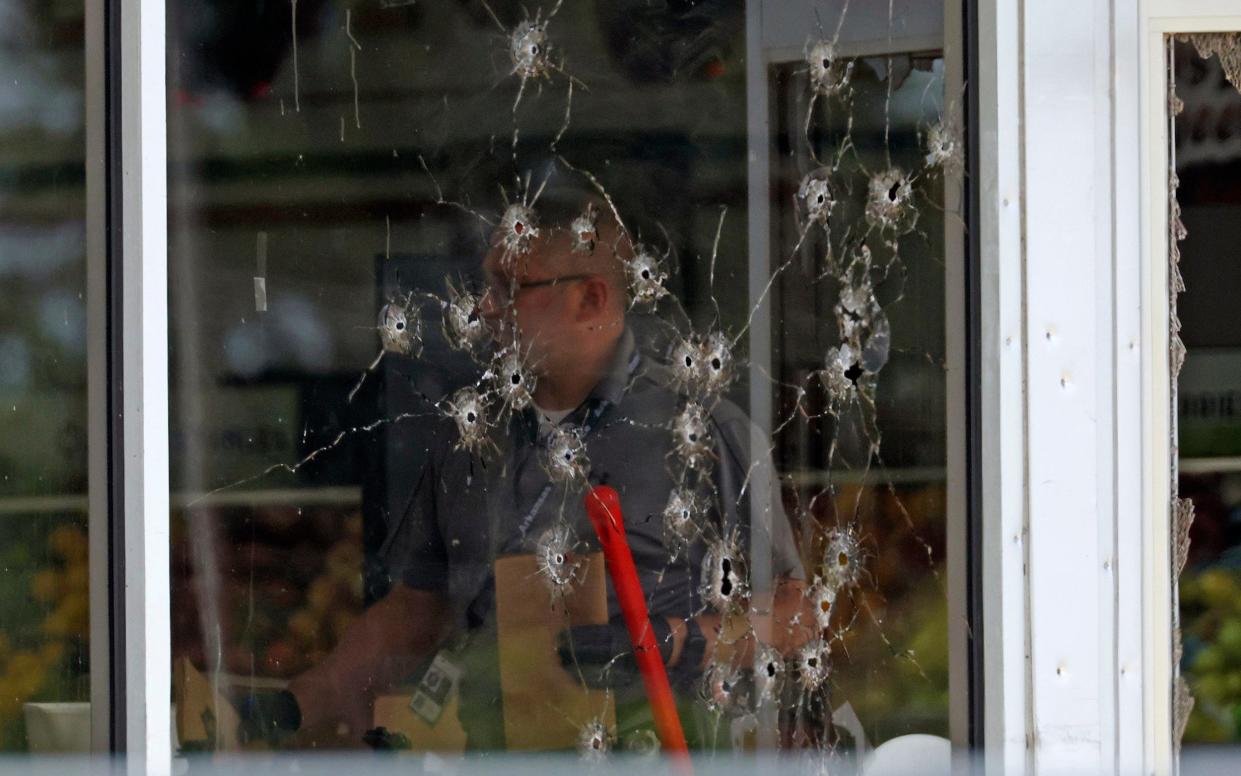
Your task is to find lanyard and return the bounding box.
[515,349,640,542]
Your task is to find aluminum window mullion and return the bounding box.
[85,0,171,767]
[84,0,111,755]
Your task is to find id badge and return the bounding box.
[409,651,463,725]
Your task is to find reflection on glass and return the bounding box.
[168,0,957,760]
[0,0,90,753]
[1173,36,1241,745]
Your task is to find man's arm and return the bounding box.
[288,583,451,734]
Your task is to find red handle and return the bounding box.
[584,486,691,770]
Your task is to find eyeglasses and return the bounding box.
[482,273,595,305]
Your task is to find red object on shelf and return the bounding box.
[584,486,691,771]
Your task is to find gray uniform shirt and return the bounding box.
[382,327,803,746]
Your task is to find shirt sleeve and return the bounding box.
[380,453,450,592]
[710,411,805,582]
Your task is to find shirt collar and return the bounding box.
[585,326,638,408]
[518,327,638,437]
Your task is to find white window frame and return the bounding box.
[85,0,170,768]
[1139,2,1241,774]
[745,0,976,751]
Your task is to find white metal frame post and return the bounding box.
[118,0,171,770]
[974,0,1028,770]
[977,0,1158,772]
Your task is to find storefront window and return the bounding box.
[0,0,90,753]
[1173,34,1241,746]
[167,1,960,761]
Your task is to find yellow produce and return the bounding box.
[30,569,61,603]
[48,525,88,563]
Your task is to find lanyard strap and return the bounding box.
[515,397,612,541]
[515,349,641,541]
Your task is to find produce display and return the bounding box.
[1182,567,1241,741]
[1178,470,1241,743]
[172,505,365,683]
[0,477,946,754]
[167,480,949,751]
[0,518,90,750]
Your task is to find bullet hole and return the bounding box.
[667,331,734,397]
[822,526,865,592]
[806,40,853,98]
[543,425,589,484]
[700,531,749,615]
[486,345,536,413]
[701,660,747,716]
[753,643,786,706]
[442,278,489,356]
[498,202,540,262]
[671,401,713,470]
[576,717,613,763]
[865,167,918,234]
[626,244,670,306]
[535,522,585,594]
[570,203,599,254]
[793,639,831,692]
[807,577,837,631]
[378,301,421,357]
[509,18,552,81]
[924,117,964,177]
[797,171,836,227]
[820,344,861,406]
[443,386,492,454]
[699,332,733,395]
[662,487,704,560]
[833,244,891,378]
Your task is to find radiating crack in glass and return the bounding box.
[535,522,587,597]
[803,2,854,148]
[662,487,705,563]
[541,424,590,487]
[497,173,547,266]
[289,0,300,112]
[699,530,750,617]
[570,202,599,255]
[484,342,537,415]
[626,240,672,308]
[346,9,362,130]
[575,715,614,763]
[670,401,715,472]
[441,277,490,358]
[864,167,918,236]
[442,385,496,457]
[479,0,583,152]
[346,294,424,403]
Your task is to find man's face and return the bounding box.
[478,236,579,369]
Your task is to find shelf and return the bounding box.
[0,486,363,516]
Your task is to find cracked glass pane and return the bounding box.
[1172,34,1241,747]
[167,0,960,762]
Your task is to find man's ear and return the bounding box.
[575,276,610,323]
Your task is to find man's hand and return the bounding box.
[556,616,673,688]
[232,687,302,745]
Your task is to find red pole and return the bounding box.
[584,486,692,770]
